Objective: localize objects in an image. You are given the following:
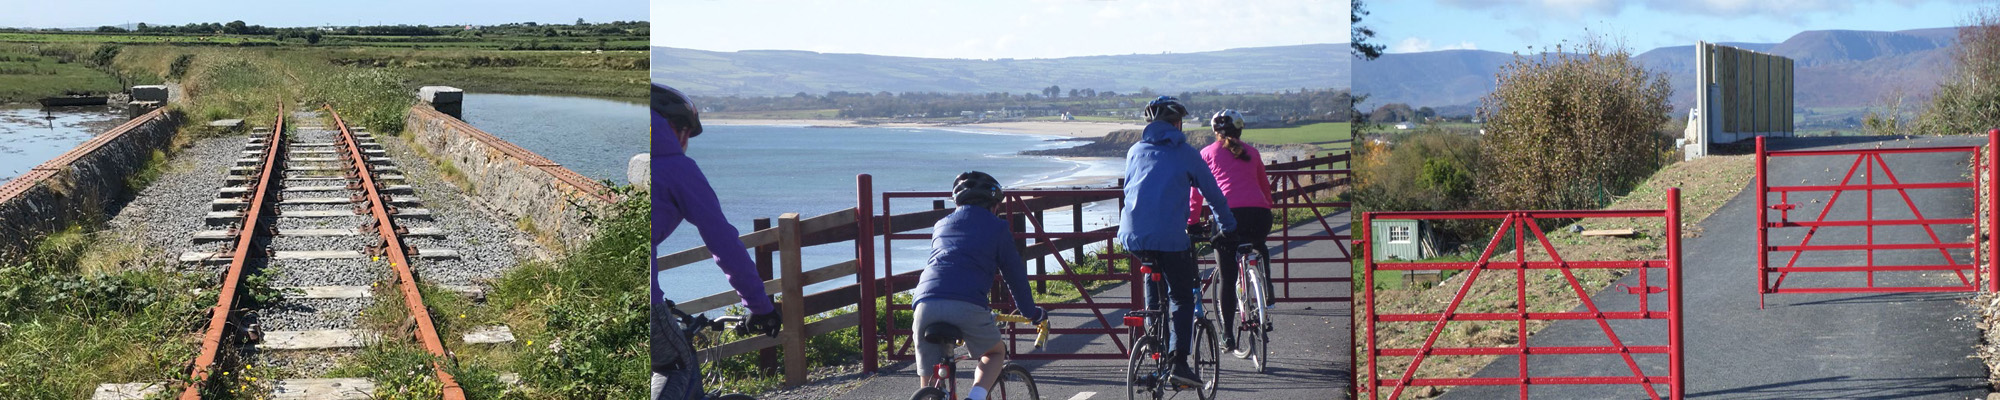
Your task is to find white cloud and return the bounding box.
[1392,37,1478,53]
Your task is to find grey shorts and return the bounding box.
[912,299,1001,380]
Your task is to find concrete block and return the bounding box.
[462,325,517,344]
[628,153,650,191]
[259,330,375,350]
[91,383,164,400]
[130,85,168,102]
[418,86,463,104]
[271,378,374,400]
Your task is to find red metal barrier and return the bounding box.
[1755,132,1998,307]
[1360,188,1684,399]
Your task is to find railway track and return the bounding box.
[157,103,467,399]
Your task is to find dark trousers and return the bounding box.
[1216,207,1274,332]
[1135,249,1199,365]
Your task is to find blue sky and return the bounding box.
[654,0,1350,59]
[1368,0,1988,54]
[7,0,646,29]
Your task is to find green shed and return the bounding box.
[1371,219,1438,261]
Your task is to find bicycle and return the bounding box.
[1194,220,1274,373]
[1124,253,1220,400]
[669,303,759,400]
[910,312,1050,400]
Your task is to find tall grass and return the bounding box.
[0,227,207,398]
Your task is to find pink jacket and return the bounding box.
[1189,140,1272,224]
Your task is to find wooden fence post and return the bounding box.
[753,217,778,373]
[779,213,807,386]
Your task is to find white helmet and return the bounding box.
[1211,109,1245,131]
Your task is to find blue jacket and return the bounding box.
[1118,120,1236,252]
[652,112,774,315]
[914,206,1041,317]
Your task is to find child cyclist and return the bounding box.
[913,171,1050,400]
[1187,109,1276,352]
[1118,96,1237,387]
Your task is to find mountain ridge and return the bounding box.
[1355,27,1963,113]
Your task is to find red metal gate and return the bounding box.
[1755,132,1999,307]
[1360,189,1684,399]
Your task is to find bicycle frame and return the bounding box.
[923,314,1047,399]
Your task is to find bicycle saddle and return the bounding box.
[921,322,964,345]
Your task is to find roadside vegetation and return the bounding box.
[1920,7,2000,136]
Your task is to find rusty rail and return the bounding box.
[327,105,466,399]
[181,103,284,398]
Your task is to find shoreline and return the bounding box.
[706,118,1143,138]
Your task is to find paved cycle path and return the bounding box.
[834,211,1358,400]
[1437,136,1987,399]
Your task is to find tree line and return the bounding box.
[694,89,1352,122]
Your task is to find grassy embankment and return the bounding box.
[0,43,123,103]
[1358,155,1752,398]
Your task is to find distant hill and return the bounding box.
[654,44,1351,97]
[1356,28,1962,113]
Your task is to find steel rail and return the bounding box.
[181,103,285,399]
[325,105,467,399]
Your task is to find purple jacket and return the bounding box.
[653,114,774,315]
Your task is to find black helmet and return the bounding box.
[1144,96,1187,122]
[652,83,702,137]
[952,171,1003,208]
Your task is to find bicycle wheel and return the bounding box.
[1194,320,1221,400]
[909,387,948,400]
[1127,338,1163,400]
[1230,264,1254,360]
[993,363,1041,400]
[1244,262,1269,373]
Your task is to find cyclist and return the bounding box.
[652,83,782,400]
[913,171,1050,400]
[1186,109,1276,352]
[1117,96,1237,387]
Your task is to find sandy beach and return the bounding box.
[706,118,1143,138]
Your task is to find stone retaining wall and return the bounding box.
[402,105,614,250]
[0,108,182,261]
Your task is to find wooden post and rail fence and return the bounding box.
[656,153,1351,386]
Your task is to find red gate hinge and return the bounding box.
[1619,284,1665,294]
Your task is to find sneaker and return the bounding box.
[1223,335,1238,352]
[1170,364,1204,387]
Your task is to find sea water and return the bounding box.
[461,93,647,183]
[657,124,1124,306]
[0,106,126,185]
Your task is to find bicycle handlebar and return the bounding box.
[994,313,1050,349]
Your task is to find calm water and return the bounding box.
[657,124,1123,305]
[0,106,126,185]
[460,93,646,183]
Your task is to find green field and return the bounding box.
[1242,122,1353,157]
[0,43,122,103]
[0,33,649,103]
[0,31,646,50]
